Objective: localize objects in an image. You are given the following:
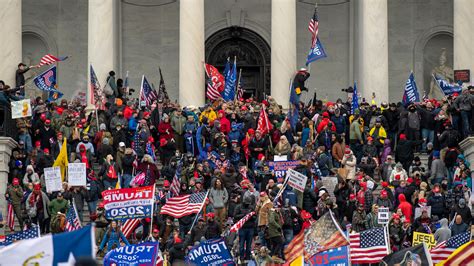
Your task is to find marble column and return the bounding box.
[0,138,17,235]
[271,0,296,106]
[179,0,205,107]
[454,0,474,84]
[0,0,22,87]
[355,0,388,103]
[87,0,119,108]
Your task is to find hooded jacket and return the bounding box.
[397,194,412,221]
[434,218,451,243]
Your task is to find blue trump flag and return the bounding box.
[33,65,63,101]
[402,72,420,106]
[0,225,94,265]
[306,246,349,266]
[306,38,327,65]
[433,74,462,96]
[351,82,359,114]
[187,238,234,266]
[104,242,159,266]
[223,58,237,101]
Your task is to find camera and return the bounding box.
[341,86,354,93]
[128,88,135,96]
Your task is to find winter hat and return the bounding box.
[407,178,413,184]
[381,181,388,188]
[380,190,388,197]
[419,198,427,204]
[99,123,106,131]
[12,178,19,186]
[399,134,406,140]
[102,137,110,145]
[433,150,440,158]
[160,138,167,147]
[34,184,41,191]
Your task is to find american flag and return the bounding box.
[308,6,319,48]
[90,65,106,110]
[204,63,225,101]
[285,229,305,263]
[0,224,40,246]
[350,227,389,264]
[160,192,207,218]
[170,160,183,197]
[37,54,68,67]
[230,212,255,233]
[236,72,244,100]
[6,200,15,232]
[431,232,470,264]
[158,68,169,101]
[64,203,81,232]
[121,218,141,238]
[140,75,158,106]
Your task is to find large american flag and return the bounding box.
[140,75,158,106]
[0,224,40,246]
[350,227,389,264]
[121,219,141,238]
[37,54,68,67]
[160,192,207,218]
[204,63,225,101]
[308,6,319,48]
[285,229,305,263]
[6,200,15,232]
[64,203,81,232]
[230,211,255,233]
[90,65,106,110]
[431,232,470,264]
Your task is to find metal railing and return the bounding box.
[0,105,18,138]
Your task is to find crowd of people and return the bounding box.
[1,66,474,264]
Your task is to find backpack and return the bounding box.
[50,214,64,233]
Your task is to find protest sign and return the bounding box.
[273,155,288,162]
[102,186,154,220]
[412,232,436,249]
[187,238,234,266]
[321,176,338,202]
[44,166,62,193]
[11,99,32,119]
[414,206,431,219]
[268,160,300,178]
[378,207,390,225]
[67,163,86,186]
[287,169,308,192]
[308,246,349,266]
[103,242,158,266]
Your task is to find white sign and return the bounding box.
[321,176,338,203]
[274,155,288,162]
[286,169,308,192]
[68,163,87,186]
[378,207,390,225]
[11,99,32,119]
[414,206,431,219]
[44,166,62,193]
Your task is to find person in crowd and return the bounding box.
[98,220,130,253]
[26,184,50,234]
[450,214,469,236]
[209,178,228,231]
[434,218,451,243]
[5,178,24,230]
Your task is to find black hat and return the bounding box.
[18,63,26,67]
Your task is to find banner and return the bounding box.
[307,246,349,266]
[414,206,431,219]
[306,38,327,65]
[44,166,62,193]
[287,169,308,192]
[103,242,158,266]
[378,207,390,225]
[433,74,462,95]
[33,65,63,101]
[402,72,420,106]
[187,238,234,266]
[268,160,301,178]
[67,163,86,186]
[412,232,436,249]
[11,99,32,119]
[102,186,154,220]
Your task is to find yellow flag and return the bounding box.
[53,137,69,181]
[290,255,304,266]
[115,176,121,189]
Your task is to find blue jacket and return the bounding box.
[331,115,346,135]
[282,186,298,207]
[100,228,130,252]
[301,127,310,147]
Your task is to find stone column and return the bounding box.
[87,0,119,107]
[179,0,205,107]
[454,0,474,84]
[271,0,296,106]
[0,138,17,235]
[355,0,388,102]
[0,0,22,87]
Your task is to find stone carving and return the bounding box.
[429,48,454,99]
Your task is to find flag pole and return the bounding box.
[188,189,210,234]
[148,185,156,238]
[139,75,145,104]
[234,68,242,104]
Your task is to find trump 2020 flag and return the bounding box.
[187,238,234,266]
[223,57,237,101]
[306,38,327,65]
[104,242,159,266]
[0,225,95,265]
[402,72,420,106]
[101,186,155,220]
[433,74,462,96]
[33,65,63,101]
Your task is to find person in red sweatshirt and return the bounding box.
[316,112,336,134]
[356,182,366,209]
[397,194,413,222]
[218,110,231,134]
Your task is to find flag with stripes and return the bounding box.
[350,227,389,264]
[256,105,273,135]
[430,231,470,264]
[160,192,207,218]
[6,200,15,232]
[140,75,158,106]
[237,74,244,100]
[90,65,105,110]
[204,63,225,101]
[64,202,81,232]
[351,81,359,114]
[308,6,319,48]
[158,68,169,102]
[284,229,305,263]
[170,160,183,197]
[442,240,474,266]
[0,224,40,246]
[230,212,255,233]
[36,54,68,67]
[304,210,349,259]
[121,219,141,238]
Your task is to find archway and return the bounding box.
[205,26,271,100]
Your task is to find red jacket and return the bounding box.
[398,194,413,221]
[158,122,174,141]
[219,117,231,134]
[317,118,336,134]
